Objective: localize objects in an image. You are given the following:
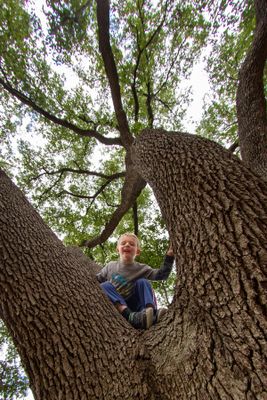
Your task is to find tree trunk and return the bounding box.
[0,170,149,399]
[132,129,267,399]
[1,126,267,399]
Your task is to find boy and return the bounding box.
[96,233,174,330]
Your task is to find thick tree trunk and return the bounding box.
[1,127,267,399]
[0,170,149,399]
[236,0,267,180]
[132,129,267,399]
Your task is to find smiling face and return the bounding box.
[117,234,141,264]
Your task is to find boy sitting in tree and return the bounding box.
[96,233,174,330]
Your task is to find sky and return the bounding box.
[184,59,210,133]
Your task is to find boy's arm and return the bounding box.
[96,265,108,283]
[146,245,174,281]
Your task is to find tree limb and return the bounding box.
[35,169,125,210]
[132,201,139,236]
[0,76,121,146]
[154,40,186,98]
[82,162,146,248]
[236,0,267,179]
[96,0,133,148]
[37,172,65,204]
[146,81,154,128]
[56,174,124,211]
[30,167,125,182]
[56,178,112,211]
[131,0,169,125]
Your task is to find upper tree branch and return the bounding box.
[30,167,125,182]
[131,0,170,123]
[154,39,185,98]
[35,168,125,209]
[96,0,133,148]
[146,81,154,128]
[236,0,267,178]
[132,201,139,236]
[56,178,114,211]
[0,76,121,146]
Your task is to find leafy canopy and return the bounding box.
[0,0,211,254]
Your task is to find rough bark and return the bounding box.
[1,127,267,400]
[236,0,267,180]
[132,129,267,400]
[0,170,149,399]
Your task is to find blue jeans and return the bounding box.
[100,278,156,312]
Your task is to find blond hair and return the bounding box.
[117,232,141,248]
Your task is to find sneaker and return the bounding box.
[128,307,154,330]
[153,308,168,325]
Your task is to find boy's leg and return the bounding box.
[127,279,168,326]
[124,279,155,329]
[100,282,153,329]
[127,278,156,312]
[100,281,127,307]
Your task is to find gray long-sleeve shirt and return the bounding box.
[96,255,174,299]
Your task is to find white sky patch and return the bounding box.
[183,58,210,133]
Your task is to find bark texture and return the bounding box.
[132,129,267,400]
[236,0,267,180]
[1,126,267,400]
[0,170,149,400]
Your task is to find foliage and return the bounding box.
[197,0,261,148]
[0,0,212,253]
[0,321,29,400]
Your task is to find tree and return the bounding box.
[236,0,267,179]
[1,126,267,398]
[0,0,210,252]
[1,0,267,398]
[197,0,256,148]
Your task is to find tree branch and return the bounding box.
[236,0,267,179]
[37,172,65,204]
[34,168,125,210]
[82,161,146,248]
[96,0,133,148]
[146,81,154,128]
[154,96,172,111]
[56,177,113,211]
[56,190,95,200]
[154,40,186,98]
[131,0,170,124]
[30,167,125,182]
[132,201,139,236]
[0,76,122,146]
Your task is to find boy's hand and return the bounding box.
[166,245,174,257]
